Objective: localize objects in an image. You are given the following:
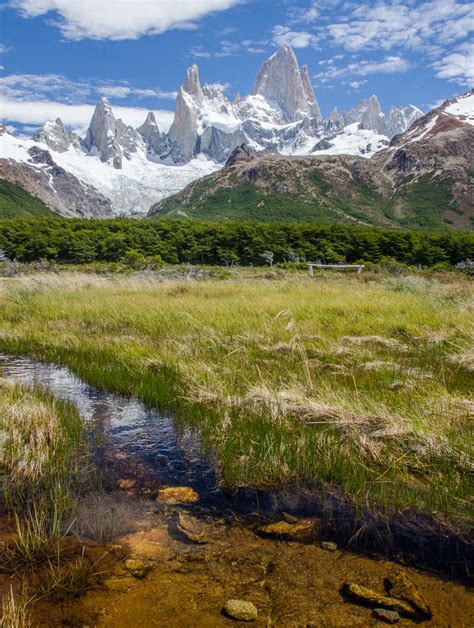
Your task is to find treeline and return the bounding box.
[0,218,472,267]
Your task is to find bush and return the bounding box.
[121,249,145,269]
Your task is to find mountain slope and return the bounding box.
[148,92,474,230]
[0,46,423,216]
[0,177,55,218]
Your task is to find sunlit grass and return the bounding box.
[0,270,472,530]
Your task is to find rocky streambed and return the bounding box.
[0,354,473,626]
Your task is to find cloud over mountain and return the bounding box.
[9,0,244,40]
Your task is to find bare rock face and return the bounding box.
[84,97,145,168]
[326,107,345,134]
[345,95,384,132]
[138,111,161,149]
[183,63,204,106]
[84,97,123,168]
[344,96,423,138]
[168,65,204,162]
[385,105,423,138]
[33,118,83,153]
[253,45,322,123]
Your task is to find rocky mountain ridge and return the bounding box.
[0,45,451,217]
[148,91,474,230]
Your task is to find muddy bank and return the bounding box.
[19,505,474,627]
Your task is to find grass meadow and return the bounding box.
[0,269,472,538]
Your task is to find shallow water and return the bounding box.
[1,353,473,626]
[0,353,303,517]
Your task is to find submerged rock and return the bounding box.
[104,576,136,592]
[321,541,338,552]
[385,571,432,618]
[176,512,209,544]
[256,518,317,542]
[342,583,417,617]
[156,486,200,504]
[124,557,153,579]
[224,599,258,622]
[373,608,400,624]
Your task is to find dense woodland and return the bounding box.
[0,218,472,268]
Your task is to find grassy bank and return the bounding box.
[0,376,85,621]
[0,270,472,537]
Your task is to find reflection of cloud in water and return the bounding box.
[0,354,217,497]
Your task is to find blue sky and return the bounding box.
[0,0,472,135]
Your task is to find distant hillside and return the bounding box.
[0,178,56,218]
[149,92,474,231]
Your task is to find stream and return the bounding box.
[0,353,472,626]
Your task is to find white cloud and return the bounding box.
[0,44,11,54]
[9,0,244,40]
[190,46,212,58]
[288,2,318,24]
[324,0,473,53]
[317,56,410,80]
[0,73,91,102]
[272,25,318,48]
[97,85,177,100]
[432,42,474,86]
[0,73,177,105]
[348,80,368,89]
[215,40,240,57]
[0,97,175,134]
[190,38,268,59]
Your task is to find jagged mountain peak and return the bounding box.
[183,63,204,103]
[253,45,322,123]
[33,117,82,154]
[144,111,157,126]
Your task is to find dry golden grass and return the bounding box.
[0,270,472,523]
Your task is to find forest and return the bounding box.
[0,218,473,268]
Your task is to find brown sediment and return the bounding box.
[21,512,474,627]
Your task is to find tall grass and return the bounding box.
[0,586,32,628]
[0,271,472,530]
[0,377,86,584]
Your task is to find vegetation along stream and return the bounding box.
[0,351,473,626]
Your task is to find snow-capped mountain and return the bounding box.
[149,91,474,230]
[0,45,425,216]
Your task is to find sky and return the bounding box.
[0,0,472,136]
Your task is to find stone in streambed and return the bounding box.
[104,576,136,592]
[176,512,209,544]
[124,557,152,579]
[156,486,200,504]
[321,541,338,551]
[342,583,417,617]
[385,570,432,618]
[373,608,400,624]
[224,599,258,622]
[256,518,317,542]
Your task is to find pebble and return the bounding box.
[373,608,400,624]
[224,599,258,622]
[321,541,338,552]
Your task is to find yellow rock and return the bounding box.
[124,557,152,579]
[386,571,432,618]
[156,486,200,504]
[176,512,209,544]
[343,583,417,617]
[257,518,316,542]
